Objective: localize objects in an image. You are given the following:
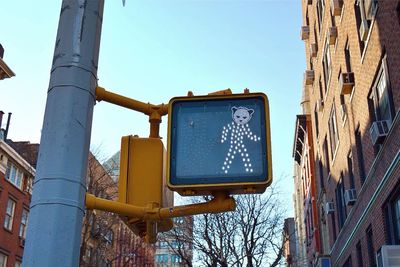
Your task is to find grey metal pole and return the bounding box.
[23,1,104,266]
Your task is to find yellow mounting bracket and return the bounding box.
[96,86,168,138]
[85,191,236,221]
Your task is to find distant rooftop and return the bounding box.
[102,151,120,182]
[6,140,39,168]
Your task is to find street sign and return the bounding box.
[167,93,272,196]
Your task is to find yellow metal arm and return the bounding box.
[85,192,236,221]
[158,192,236,218]
[95,86,168,137]
[96,86,168,116]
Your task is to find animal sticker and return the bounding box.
[220,107,260,174]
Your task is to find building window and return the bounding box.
[314,107,320,138]
[158,241,169,249]
[355,0,378,53]
[384,185,400,245]
[397,1,400,26]
[15,261,22,267]
[336,177,347,229]
[328,105,339,158]
[369,56,393,124]
[85,247,92,261]
[0,254,7,267]
[366,226,376,267]
[171,241,181,249]
[322,41,332,92]
[104,229,113,245]
[354,1,365,53]
[155,254,169,263]
[356,241,364,267]
[317,0,326,33]
[345,40,352,73]
[318,76,325,101]
[362,0,378,23]
[330,200,337,241]
[347,151,355,189]
[323,137,330,177]
[19,208,29,238]
[5,162,24,190]
[171,254,182,263]
[174,217,184,224]
[343,256,353,267]
[354,126,366,184]
[317,156,324,191]
[4,198,16,231]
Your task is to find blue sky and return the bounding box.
[0,0,305,215]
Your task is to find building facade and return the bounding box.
[283,217,298,267]
[293,113,322,266]
[81,153,156,267]
[0,138,35,267]
[0,113,155,266]
[294,0,400,266]
[155,216,193,267]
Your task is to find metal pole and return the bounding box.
[23,1,104,266]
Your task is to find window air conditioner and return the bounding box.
[370,120,390,146]
[19,237,25,247]
[328,26,338,45]
[325,202,334,215]
[310,43,318,57]
[316,99,324,112]
[305,70,315,85]
[339,72,355,95]
[344,189,357,206]
[330,0,343,16]
[376,245,400,267]
[359,19,369,41]
[301,26,310,40]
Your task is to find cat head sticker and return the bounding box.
[232,106,254,125]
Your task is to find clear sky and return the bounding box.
[0,0,305,215]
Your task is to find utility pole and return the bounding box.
[23,1,104,266]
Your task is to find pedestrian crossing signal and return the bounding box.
[167,93,272,196]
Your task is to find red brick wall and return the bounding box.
[0,169,31,267]
[299,0,400,266]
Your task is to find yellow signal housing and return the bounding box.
[119,136,173,239]
[167,93,272,196]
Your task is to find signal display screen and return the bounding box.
[169,95,268,185]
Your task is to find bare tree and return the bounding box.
[161,185,288,267]
[80,152,155,267]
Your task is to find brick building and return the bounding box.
[0,113,155,266]
[293,113,322,266]
[104,152,193,267]
[283,217,298,267]
[0,136,35,267]
[81,153,156,267]
[294,0,400,266]
[155,216,193,267]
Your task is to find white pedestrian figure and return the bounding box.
[220,106,261,174]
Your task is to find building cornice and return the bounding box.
[0,139,36,176]
[0,57,15,80]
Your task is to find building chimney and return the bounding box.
[4,112,11,140]
[0,44,4,59]
[0,111,4,128]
